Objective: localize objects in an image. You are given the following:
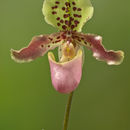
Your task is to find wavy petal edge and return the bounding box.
[11,33,63,63]
[75,33,124,65]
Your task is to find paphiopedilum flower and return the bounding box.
[11,0,124,94]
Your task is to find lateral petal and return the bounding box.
[74,33,124,65]
[11,33,63,63]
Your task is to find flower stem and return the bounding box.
[63,91,74,130]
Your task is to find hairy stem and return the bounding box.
[63,91,74,130]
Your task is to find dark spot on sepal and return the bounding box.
[52,6,58,9]
[55,1,60,4]
[73,14,78,17]
[65,2,70,7]
[56,17,60,21]
[52,11,57,15]
[57,23,61,26]
[70,17,74,21]
[62,7,65,10]
[65,20,69,26]
[60,19,64,23]
[78,15,82,18]
[73,7,77,11]
[64,14,70,18]
[74,20,79,25]
[71,25,75,29]
[77,8,82,11]
[62,25,67,30]
[72,2,76,5]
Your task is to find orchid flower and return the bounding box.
[11,0,124,94]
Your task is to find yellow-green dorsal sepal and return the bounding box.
[42,0,94,32]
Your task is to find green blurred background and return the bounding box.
[0,0,129,130]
